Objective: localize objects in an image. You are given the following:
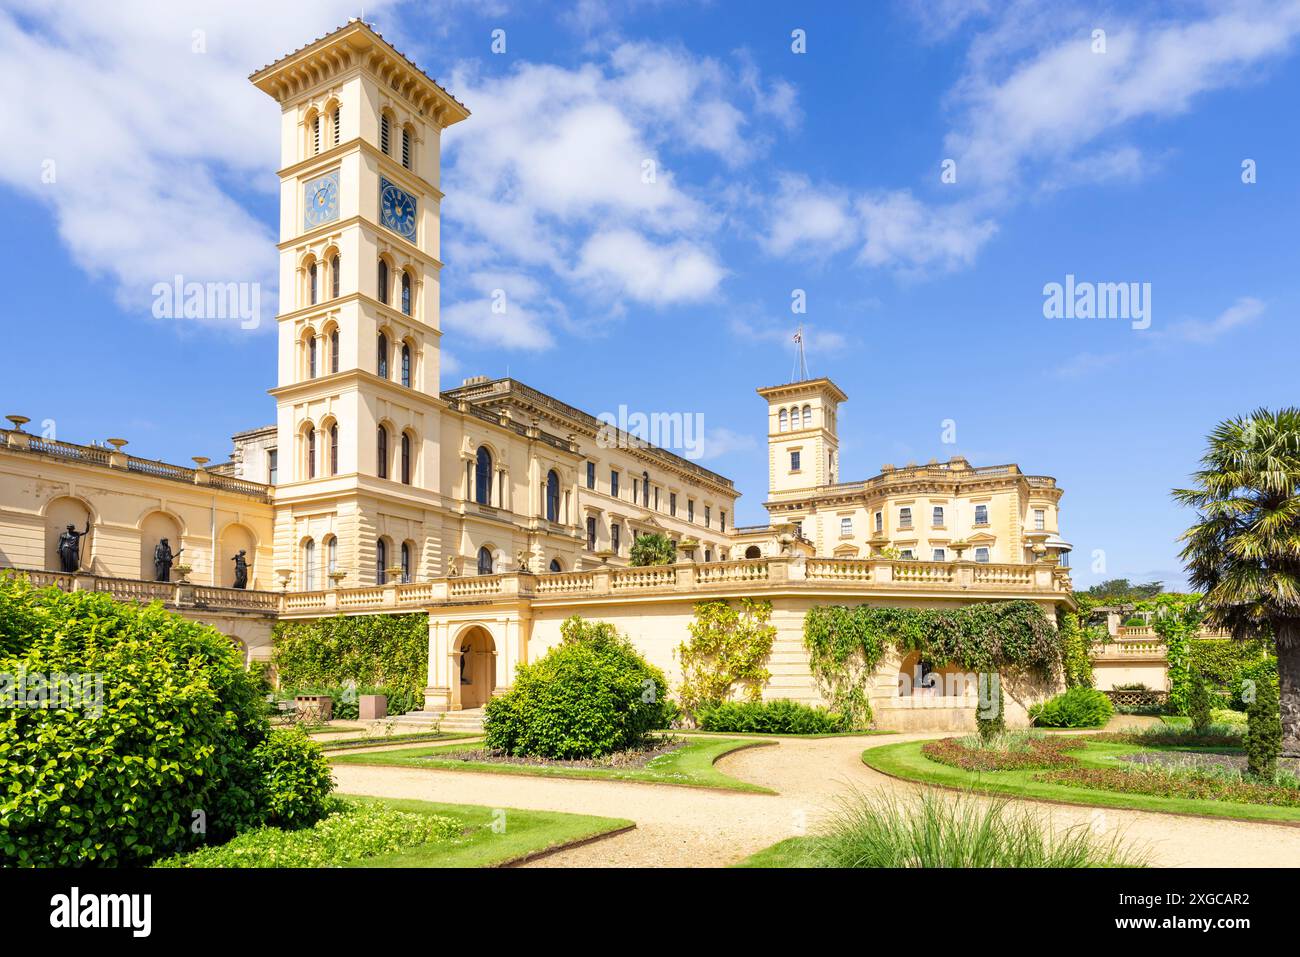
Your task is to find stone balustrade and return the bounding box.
[1,566,279,615]
[269,555,1071,618]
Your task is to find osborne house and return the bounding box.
[0,21,1087,730]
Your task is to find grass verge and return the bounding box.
[862,739,1300,825]
[331,736,775,793]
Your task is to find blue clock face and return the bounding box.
[380,178,417,241]
[303,171,340,230]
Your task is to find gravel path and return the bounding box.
[331,733,1300,867]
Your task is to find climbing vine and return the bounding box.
[1057,607,1101,688]
[802,601,1061,729]
[1148,595,1203,715]
[676,599,776,716]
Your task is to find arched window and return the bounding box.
[401,127,411,168]
[401,272,411,315]
[329,424,339,475]
[400,542,411,583]
[326,536,338,576]
[308,262,318,304]
[311,112,321,154]
[401,343,411,387]
[377,333,389,378]
[400,432,412,485]
[376,539,387,584]
[803,405,812,428]
[307,335,317,377]
[549,558,562,572]
[745,545,762,559]
[477,546,493,575]
[545,469,560,522]
[377,425,389,479]
[380,114,391,155]
[475,447,492,505]
[778,408,788,432]
[331,254,340,298]
[303,539,316,590]
[377,259,389,305]
[332,106,341,146]
[642,470,650,507]
[306,427,316,479]
[330,329,339,373]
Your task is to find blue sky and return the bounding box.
[2,0,1298,589]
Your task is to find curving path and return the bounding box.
[331,733,1300,867]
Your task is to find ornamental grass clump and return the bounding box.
[1029,687,1114,728]
[805,790,1146,868]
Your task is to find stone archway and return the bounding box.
[452,625,496,710]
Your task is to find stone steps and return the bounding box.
[392,706,485,733]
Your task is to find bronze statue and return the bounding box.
[231,550,249,589]
[154,538,182,582]
[57,521,90,573]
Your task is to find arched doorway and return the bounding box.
[744,545,762,559]
[454,626,496,709]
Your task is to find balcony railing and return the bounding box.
[2,567,280,614]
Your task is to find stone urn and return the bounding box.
[385,565,405,583]
[172,564,193,584]
[328,570,348,588]
[275,567,294,591]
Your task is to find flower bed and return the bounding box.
[1091,728,1242,748]
[1034,765,1300,808]
[921,734,1083,771]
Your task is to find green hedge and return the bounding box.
[484,616,671,759]
[696,699,847,735]
[272,614,428,715]
[1029,687,1114,728]
[0,577,334,866]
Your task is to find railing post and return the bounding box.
[674,563,695,589]
[72,572,96,593]
[383,582,398,607]
[955,561,974,588]
[593,566,612,595]
[874,560,894,584]
[1033,564,1053,590]
[767,556,789,584]
[325,590,339,612]
[431,579,449,602]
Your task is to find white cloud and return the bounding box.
[440,40,794,346]
[1053,295,1265,379]
[760,177,996,273]
[697,426,757,462]
[575,229,724,305]
[766,2,1300,276]
[0,0,393,328]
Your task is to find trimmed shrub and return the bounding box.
[251,728,335,827]
[1029,687,1114,728]
[695,699,847,735]
[976,675,1006,742]
[0,577,333,867]
[1246,670,1282,780]
[483,616,671,759]
[1187,669,1214,734]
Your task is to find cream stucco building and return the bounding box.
[0,21,1087,730]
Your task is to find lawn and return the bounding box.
[862,738,1300,825]
[345,796,633,867]
[331,735,775,793]
[317,730,482,751]
[160,795,632,868]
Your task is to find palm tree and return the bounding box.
[1174,408,1300,755]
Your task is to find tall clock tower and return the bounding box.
[251,20,470,589]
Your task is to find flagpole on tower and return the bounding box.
[791,325,809,382]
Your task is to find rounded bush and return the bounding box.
[0,577,333,866]
[483,616,670,759]
[251,728,335,827]
[1029,687,1114,728]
